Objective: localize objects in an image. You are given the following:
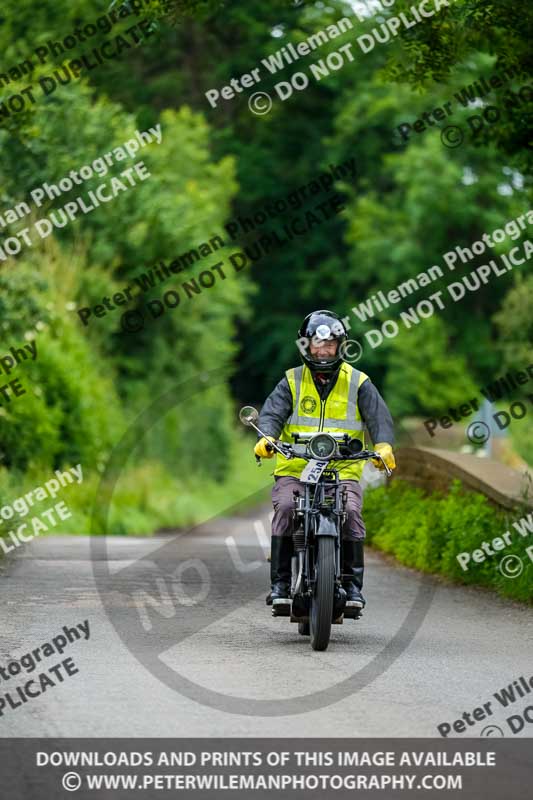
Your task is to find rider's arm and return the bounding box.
[357,378,395,445]
[257,376,293,438]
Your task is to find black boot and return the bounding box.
[342,540,365,608]
[265,536,292,606]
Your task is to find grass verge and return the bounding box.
[363,479,532,604]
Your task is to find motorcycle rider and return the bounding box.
[254,310,396,609]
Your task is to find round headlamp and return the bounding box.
[308,433,337,460]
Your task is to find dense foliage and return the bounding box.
[0,0,531,534]
[364,479,532,603]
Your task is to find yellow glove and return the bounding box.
[254,436,275,459]
[372,442,396,471]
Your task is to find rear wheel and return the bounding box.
[310,536,335,651]
[298,621,310,636]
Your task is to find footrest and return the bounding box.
[290,614,309,623]
[344,601,363,620]
[272,599,291,617]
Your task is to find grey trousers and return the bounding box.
[271,476,366,540]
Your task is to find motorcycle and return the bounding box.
[239,406,392,651]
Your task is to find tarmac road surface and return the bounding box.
[1,504,532,737]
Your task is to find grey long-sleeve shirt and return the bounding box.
[257,368,394,446]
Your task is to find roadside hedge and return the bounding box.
[363,479,532,604]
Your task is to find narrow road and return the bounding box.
[1,505,531,737]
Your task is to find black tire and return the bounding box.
[310,536,335,651]
[298,621,310,636]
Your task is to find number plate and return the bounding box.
[300,459,328,484]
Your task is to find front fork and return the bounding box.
[291,485,349,596]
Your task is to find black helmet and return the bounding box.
[297,310,347,374]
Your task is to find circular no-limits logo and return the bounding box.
[300,395,317,414]
[90,368,433,717]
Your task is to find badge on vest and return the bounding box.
[300,396,317,414]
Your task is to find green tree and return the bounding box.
[494,274,533,369]
[383,315,478,417]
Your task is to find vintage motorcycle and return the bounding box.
[239,406,391,651]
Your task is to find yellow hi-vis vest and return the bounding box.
[274,363,369,481]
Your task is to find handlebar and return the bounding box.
[256,439,392,478]
[243,410,392,477]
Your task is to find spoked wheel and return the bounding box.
[310,537,335,651]
[298,621,310,636]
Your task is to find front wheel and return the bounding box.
[310,536,335,651]
[298,621,310,636]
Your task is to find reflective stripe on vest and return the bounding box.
[287,364,365,431]
[273,363,369,480]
